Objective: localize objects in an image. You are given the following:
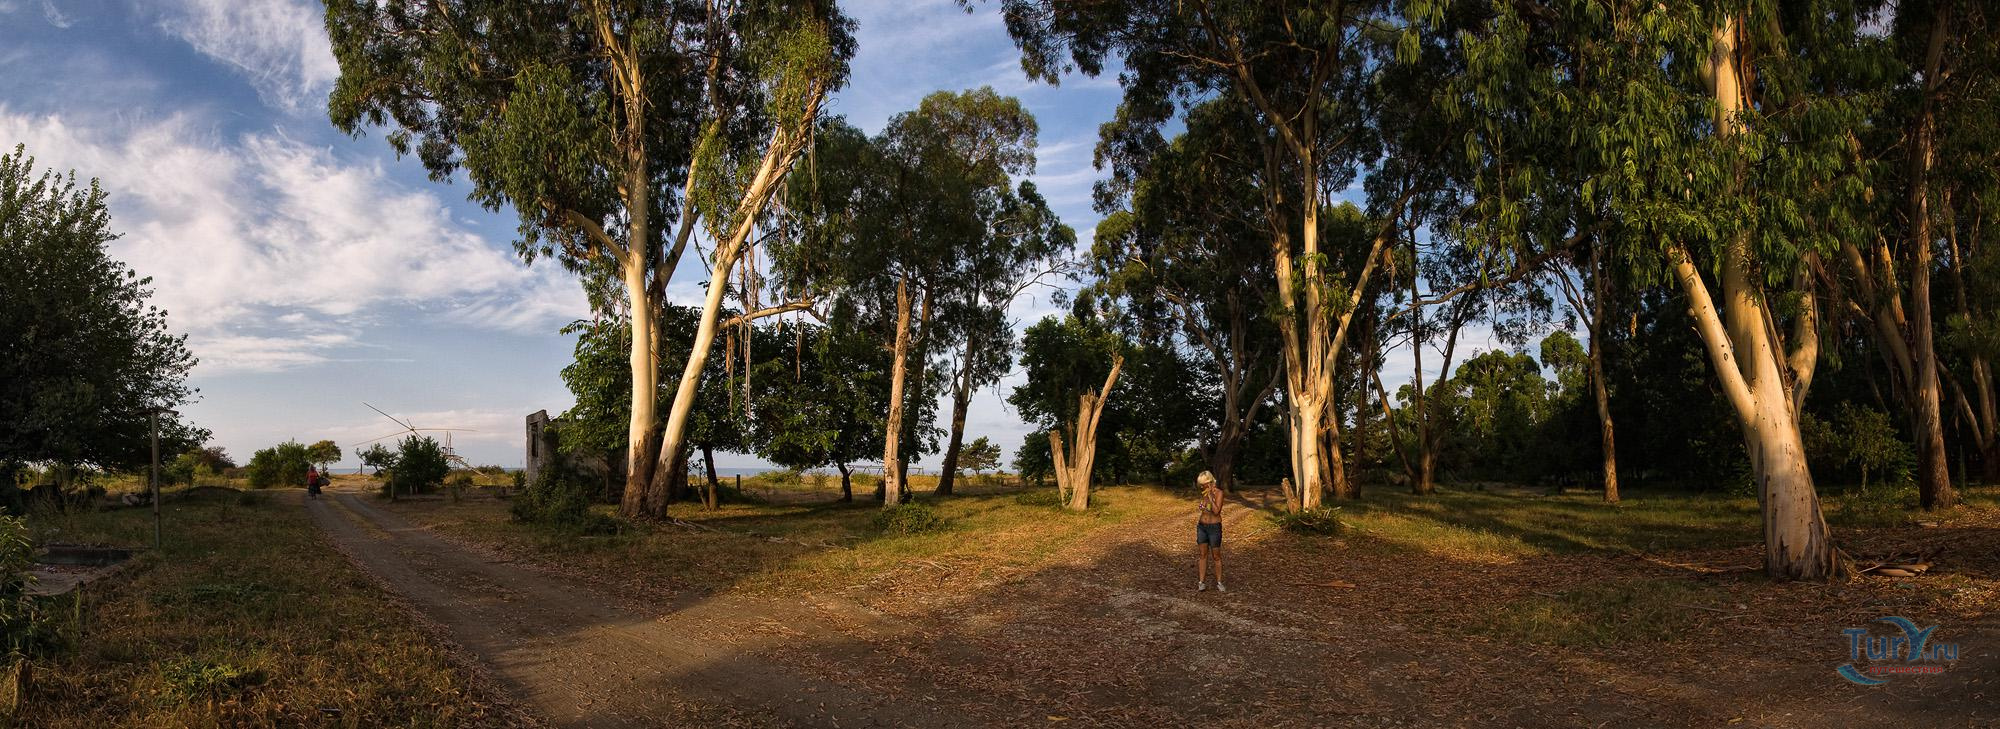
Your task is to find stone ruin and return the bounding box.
[523,410,619,499]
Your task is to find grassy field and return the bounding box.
[14,488,520,728]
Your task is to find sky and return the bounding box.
[0,0,1502,472]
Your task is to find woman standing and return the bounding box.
[1194,471,1224,592]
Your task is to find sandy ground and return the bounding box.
[306,484,2000,728]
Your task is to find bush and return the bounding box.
[511,464,619,534]
[1012,489,1062,508]
[872,502,950,535]
[384,436,449,496]
[245,442,311,489]
[1272,506,1343,535]
[445,473,473,503]
[2,515,66,658]
[157,656,265,701]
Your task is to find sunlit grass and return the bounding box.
[17,490,511,728]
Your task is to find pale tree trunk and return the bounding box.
[936,334,976,496]
[1049,356,1124,510]
[880,274,915,509]
[1906,12,1958,510]
[652,95,824,519]
[897,289,934,488]
[1694,18,1845,580]
[620,253,659,518]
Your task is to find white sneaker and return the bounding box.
[1215,582,1227,592]
[1196,581,1206,592]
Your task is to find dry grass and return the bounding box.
[16,489,520,728]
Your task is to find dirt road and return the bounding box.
[305,488,957,728]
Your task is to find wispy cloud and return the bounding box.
[0,107,588,376]
[149,0,338,113]
[38,0,70,27]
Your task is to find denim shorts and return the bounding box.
[1196,521,1222,547]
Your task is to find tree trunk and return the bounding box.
[618,244,659,519]
[701,441,720,510]
[1049,355,1124,511]
[896,288,934,496]
[650,102,818,520]
[936,334,978,496]
[880,274,914,509]
[1692,18,1846,580]
[836,461,853,502]
[1906,11,1958,510]
[1589,245,1620,503]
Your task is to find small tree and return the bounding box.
[959,437,1001,482]
[1010,316,1126,510]
[306,440,342,472]
[386,436,449,496]
[357,443,397,475]
[246,442,312,489]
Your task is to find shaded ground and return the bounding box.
[324,480,2000,727]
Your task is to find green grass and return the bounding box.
[402,484,1173,597]
[16,490,511,728]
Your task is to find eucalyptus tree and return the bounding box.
[934,178,1070,496]
[325,0,854,520]
[994,0,1408,509]
[1435,0,1869,578]
[774,89,1042,507]
[1010,315,1126,510]
[1089,99,1281,493]
[1933,6,2000,482]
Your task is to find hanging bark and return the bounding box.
[1049,355,1125,510]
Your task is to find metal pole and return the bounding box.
[150,409,161,549]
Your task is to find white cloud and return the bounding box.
[0,107,588,376]
[38,0,70,27]
[315,407,531,454]
[150,0,339,113]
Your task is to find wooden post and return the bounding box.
[150,410,161,549]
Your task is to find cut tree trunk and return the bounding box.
[1049,355,1124,511]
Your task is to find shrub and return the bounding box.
[445,473,473,503]
[872,502,950,535]
[1012,490,1062,508]
[1272,507,1343,535]
[384,436,449,496]
[511,464,619,534]
[2,515,65,658]
[157,656,265,701]
[245,442,311,489]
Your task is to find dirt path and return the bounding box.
[304,487,959,728]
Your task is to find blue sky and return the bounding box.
[1,0,1498,472]
[0,0,1130,471]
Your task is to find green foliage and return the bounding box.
[1804,404,1914,493]
[1,515,65,659]
[157,656,265,701]
[1271,507,1344,536]
[305,440,343,470]
[0,145,204,476]
[871,502,950,536]
[1011,489,1061,508]
[510,462,621,535]
[959,437,1002,475]
[385,436,449,496]
[245,442,311,490]
[357,443,397,475]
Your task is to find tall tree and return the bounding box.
[325,0,854,520]
[1090,99,1280,493]
[775,90,1042,507]
[0,146,204,498]
[750,319,889,501]
[995,0,1408,509]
